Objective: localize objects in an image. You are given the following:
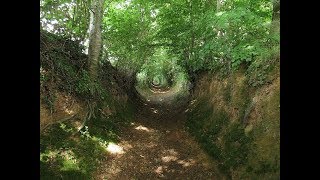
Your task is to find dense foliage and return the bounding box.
[41,0,279,85]
[40,0,91,41]
[40,0,280,178]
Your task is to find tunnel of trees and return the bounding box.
[40,0,280,179]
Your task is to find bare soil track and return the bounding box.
[94,102,221,180]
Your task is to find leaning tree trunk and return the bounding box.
[88,0,105,79]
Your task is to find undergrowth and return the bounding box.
[40,120,112,179]
[40,30,113,108]
[246,45,280,87]
[186,98,253,179]
[40,98,133,179]
[186,61,280,178]
[40,30,134,179]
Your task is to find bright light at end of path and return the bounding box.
[106,143,124,154]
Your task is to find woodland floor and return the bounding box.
[94,102,221,179]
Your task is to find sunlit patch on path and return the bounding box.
[161,149,179,163]
[106,143,125,155]
[94,109,219,179]
[134,125,154,132]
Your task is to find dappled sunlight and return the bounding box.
[155,166,163,174]
[154,165,167,177]
[159,149,196,168]
[118,141,133,151]
[135,125,152,132]
[40,0,279,178]
[64,108,74,115]
[40,149,60,161]
[40,149,80,172]
[177,159,196,167]
[80,126,126,155]
[164,149,178,155]
[161,155,178,163]
[60,150,80,171]
[150,107,159,114]
[106,143,125,155]
[190,99,197,105]
[161,149,179,163]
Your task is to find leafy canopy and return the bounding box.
[41,0,279,81]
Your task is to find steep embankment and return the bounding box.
[186,64,280,179]
[40,31,134,179]
[40,30,279,180]
[40,30,131,131]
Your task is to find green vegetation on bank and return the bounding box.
[186,65,280,179]
[41,0,280,178]
[40,30,134,179]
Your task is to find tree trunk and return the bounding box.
[88,0,105,79]
[216,0,224,36]
[216,0,221,12]
[270,0,280,34]
[190,0,194,63]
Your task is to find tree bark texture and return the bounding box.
[88,0,105,79]
[271,0,280,34]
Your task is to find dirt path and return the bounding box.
[94,103,221,180]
